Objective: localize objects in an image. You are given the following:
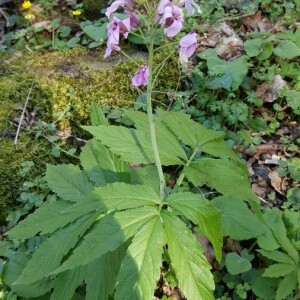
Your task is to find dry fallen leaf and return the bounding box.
[256,75,286,103]
[268,171,283,194]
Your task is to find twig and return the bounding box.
[14,79,35,145]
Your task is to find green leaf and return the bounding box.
[130,165,160,195]
[275,271,298,300]
[225,253,252,275]
[3,252,52,298]
[51,267,85,300]
[274,41,300,58]
[115,215,163,300]
[165,192,222,262]
[90,101,108,126]
[125,110,188,162]
[85,244,127,300]
[199,49,248,91]
[160,111,239,161]
[82,24,107,42]
[53,207,159,273]
[258,250,295,265]
[93,183,160,210]
[257,42,273,60]
[7,201,84,240]
[257,227,280,251]
[46,164,93,202]
[82,125,183,166]
[264,209,299,264]
[184,159,257,203]
[212,196,265,240]
[244,38,263,57]
[263,263,296,278]
[80,139,129,186]
[14,213,97,285]
[162,211,214,300]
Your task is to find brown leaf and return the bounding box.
[256,75,286,103]
[268,171,283,194]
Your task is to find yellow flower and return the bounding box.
[72,10,81,16]
[24,13,35,21]
[22,0,32,9]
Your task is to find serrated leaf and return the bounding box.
[93,182,160,210]
[212,196,265,240]
[15,213,97,285]
[52,207,159,273]
[80,139,130,186]
[258,250,295,265]
[3,252,52,298]
[46,164,93,202]
[162,211,214,300]
[82,125,183,166]
[90,102,108,126]
[165,192,222,262]
[264,209,299,264]
[85,244,127,300]
[225,253,252,275]
[115,215,163,299]
[51,267,85,300]
[263,263,296,278]
[7,201,84,240]
[130,165,160,195]
[160,111,238,160]
[125,110,188,162]
[184,159,257,203]
[274,41,300,58]
[275,271,298,300]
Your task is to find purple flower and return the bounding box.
[105,0,134,18]
[155,0,171,23]
[104,17,131,58]
[179,32,198,59]
[130,12,140,28]
[178,0,201,16]
[159,4,184,37]
[131,65,149,87]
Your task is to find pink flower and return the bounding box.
[104,17,131,58]
[179,32,198,59]
[131,65,149,87]
[155,0,171,23]
[105,0,134,18]
[159,4,184,37]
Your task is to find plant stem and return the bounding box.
[147,29,166,199]
[175,147,198,187]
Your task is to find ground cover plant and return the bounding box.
[0,0,299,299]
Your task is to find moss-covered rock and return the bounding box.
[0,46,179,222]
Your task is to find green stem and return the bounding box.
[175,147,198,187]
[147,29,166,199]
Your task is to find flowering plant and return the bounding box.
[4,0,260,299]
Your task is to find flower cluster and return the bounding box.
[104,0,200,86]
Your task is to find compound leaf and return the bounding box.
[15,213,98,285]
[115,215,163,300]
[93,183,160,210]
[212,196,265,240]
[8,201,84,240]
[85,244,127,300]
[82,125,183,166]
[51,267,86,300]
[53,207,158,273]
[184,159,257,203]
[46,164,93,202]
[276,271,298,300]
[162,211,214,300]
[80,139,128,186]
[263,263,296,278]
[165,192,222,262]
